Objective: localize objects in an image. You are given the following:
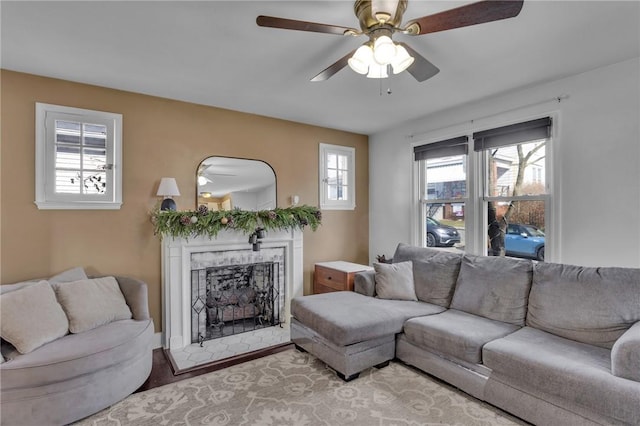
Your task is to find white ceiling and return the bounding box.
[2,1,639,135]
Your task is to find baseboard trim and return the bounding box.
[153,332,163,349]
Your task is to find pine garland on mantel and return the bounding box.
[151,205,322,239]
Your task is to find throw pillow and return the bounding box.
[52,276,132,334]
[49,266,88,284]
[374,261,418,301]
[0,280,69,354]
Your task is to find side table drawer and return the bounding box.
[315,266,347,288]
[313,261,372,295]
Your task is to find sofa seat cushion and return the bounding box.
[0,318,153,390]
[291,291,444,346]
[483,327,640,424]
[527,262,640,349]
[403,309,520,364]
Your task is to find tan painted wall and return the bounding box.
[0,70,369,332]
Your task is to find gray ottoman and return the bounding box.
[290,291,444,380]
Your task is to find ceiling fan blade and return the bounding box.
[398,43,440,82]
[257,15,358,36]
[310,49,357,82]
[405,0,524,35]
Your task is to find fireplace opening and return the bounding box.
[191,261,282,344]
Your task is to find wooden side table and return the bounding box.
[313,261,373,294]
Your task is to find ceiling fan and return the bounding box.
[257,0,524,82]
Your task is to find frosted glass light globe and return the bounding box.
[391,44,414,74]
[348,45,373,75]
[373,35,396,65]
[367,63,389,79]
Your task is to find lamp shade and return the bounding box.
[373,35,396,65]
[348,45,373,75]
[391,44,414,74]
[367,63,389,79]
[157,177,180,197]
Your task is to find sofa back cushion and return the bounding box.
[451,254,533,326]
[392,243,462,307]
[527,262,640,349]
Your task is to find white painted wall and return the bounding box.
[230,191,258,210]
[256,184,277,210]
[369,58,640,268]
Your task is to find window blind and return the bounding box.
[413,136,469,161]
[473,117,552,151]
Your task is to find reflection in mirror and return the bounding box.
[196,157,276,211]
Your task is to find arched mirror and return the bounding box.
[196,157,276,211]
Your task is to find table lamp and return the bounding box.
[157,177,180,211]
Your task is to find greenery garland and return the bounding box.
[151,205,322,239]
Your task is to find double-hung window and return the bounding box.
[414,136,468,250]
[319,143,355,210]
[35,103,122,209]
[474,117,552,261]
[413,116,553,261]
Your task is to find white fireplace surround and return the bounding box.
[161,229,303,350]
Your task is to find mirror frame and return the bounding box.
[196,156,277,211]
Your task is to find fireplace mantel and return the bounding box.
[161,229,303,350]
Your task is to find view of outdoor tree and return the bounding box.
[487,140,546,256]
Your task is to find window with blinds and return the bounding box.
[35,103,122,209]
[414,136,468,250]
[474,117,551,261]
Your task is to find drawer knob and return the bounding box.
[327,276,332,280]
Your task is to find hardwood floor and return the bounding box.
[135,343,293,392]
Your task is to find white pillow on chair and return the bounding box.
[52,276,132,334]
[0,280,69,354]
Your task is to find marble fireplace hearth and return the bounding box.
[161,229,303,370]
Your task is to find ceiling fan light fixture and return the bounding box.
[348,44,374,74]
[197,176,208,186]
[391,44,414,74]
[373,35,396,65]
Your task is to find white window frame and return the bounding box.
[412,112,559,262]
[319,143,355,210]
[414,141,470,249]
[35,103,123,210]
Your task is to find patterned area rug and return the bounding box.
[76,349,525,426]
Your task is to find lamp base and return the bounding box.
[160,198,177,211]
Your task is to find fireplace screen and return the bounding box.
[191,261,281,344]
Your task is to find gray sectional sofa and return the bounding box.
[0,272,154,426]
[291,243,640,425]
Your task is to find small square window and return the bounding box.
[35,103,122,209]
